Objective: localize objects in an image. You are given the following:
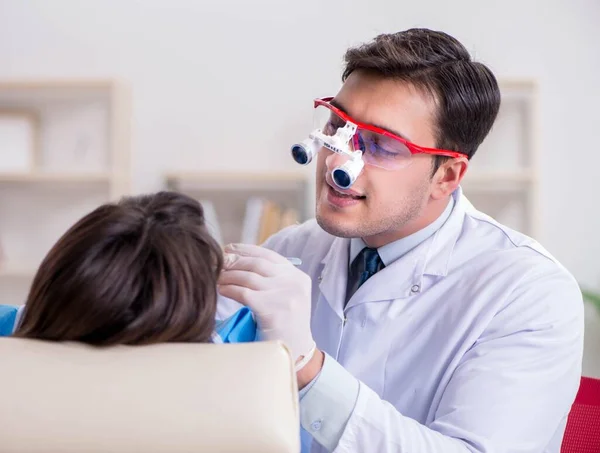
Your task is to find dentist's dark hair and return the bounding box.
[14,191,223,346]
[342,28,501,174]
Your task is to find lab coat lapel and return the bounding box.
[345,188,470,307]
[345,244,427,307]
[318,236,350,319]
[317,235,426,310]
[317,188,470,311]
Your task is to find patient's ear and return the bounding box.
[223,253,238,268]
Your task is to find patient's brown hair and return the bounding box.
[14,191,223,346]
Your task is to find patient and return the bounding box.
[2,190,307,451]
[12,191,224,345]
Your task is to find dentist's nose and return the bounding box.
[324,149,350,173]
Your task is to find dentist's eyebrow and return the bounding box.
[329,98,413,142]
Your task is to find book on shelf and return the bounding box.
[246,198,300,245]
[199,199,223,246]
[203,197,296,245]
[240,197,264,244]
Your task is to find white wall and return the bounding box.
[1,0,599,373]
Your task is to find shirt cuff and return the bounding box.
[299,352,359,451]
[298,368,321,400]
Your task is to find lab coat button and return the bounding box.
[311,419,323,431]
[411,284,420,293]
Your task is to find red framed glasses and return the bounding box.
[313,97,465,170]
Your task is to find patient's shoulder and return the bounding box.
[214,307,257,343]
[0,305,21,336]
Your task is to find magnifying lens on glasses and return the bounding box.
[290,110,364,189]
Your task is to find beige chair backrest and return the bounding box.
[0,338,299,453]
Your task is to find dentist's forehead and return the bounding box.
[329,97,412,142]
[333,71,438,147]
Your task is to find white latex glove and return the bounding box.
[217,243,316,371]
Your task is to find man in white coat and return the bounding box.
[217,28,584,452]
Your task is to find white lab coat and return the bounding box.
[217,187,584,453]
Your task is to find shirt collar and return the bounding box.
[349,194,455,267]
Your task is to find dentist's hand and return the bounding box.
[217,243,317,371]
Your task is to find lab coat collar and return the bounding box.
[318,187,468,309]
[421,186,469,278]
[319,235,352,318]
[348,195,455,268]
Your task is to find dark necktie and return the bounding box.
[345,247,385,306]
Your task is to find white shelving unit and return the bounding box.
[166,79,539,245]
[165,171,311,246]
[0,79,131,306]
[461,79,539,237]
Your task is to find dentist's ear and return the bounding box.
[430,156,468,200]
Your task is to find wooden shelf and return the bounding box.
[166,171,309,191]
[461,171,536,194]
[0,79,116,103]
[498,79,538,101]
[0,266,35,278]
[0,172,111,184]
[0,79,115,90]
[166,171,307,183]
[463,170,536,184]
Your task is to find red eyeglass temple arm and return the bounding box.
[313,97,467,159]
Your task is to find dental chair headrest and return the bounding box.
[0,338,299,453]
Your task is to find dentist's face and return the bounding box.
[315,70,441,247]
